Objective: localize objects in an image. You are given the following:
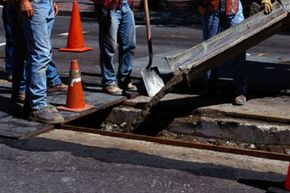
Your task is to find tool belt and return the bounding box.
[198,0,238,15]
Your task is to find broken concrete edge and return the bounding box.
[164,107,290,149]
[166,116,290,145]
[102,105,142,132]
[101,94,290,155]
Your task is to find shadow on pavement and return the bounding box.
[0,136,285,182]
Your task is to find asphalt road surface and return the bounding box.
[0,11,289,193]
[0,130,287,193]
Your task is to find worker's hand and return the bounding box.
[53,2,59,16]
[21,0,34,17]
[261,0,273,14]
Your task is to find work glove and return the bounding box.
[261,0,273,14]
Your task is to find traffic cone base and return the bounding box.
[59,47,92,53]
[58,59,94,112]
[58,104,94,112]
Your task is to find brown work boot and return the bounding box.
[125,82,138,92]
[27,105,64,124]
[234,95,247,106]
[11,93,26,104]
[17,93,26,103]
[47,83,68,93]
[7,74,12,82]
[102,84,123,95]
[119,82,138,92]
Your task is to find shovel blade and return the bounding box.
[141,67,165,97]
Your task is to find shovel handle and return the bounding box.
[144,0,153,67]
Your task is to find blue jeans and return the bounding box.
[22,0,61,110]
[202,0,247,95]
[46,60,62,87]
[7,1,27,99]
[2,2,14,75]
[95,5,136,86]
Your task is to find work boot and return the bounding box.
[11,93,26,104]
[27,105,64,124]
[124,82,138,92]
[119,81,138,92]
[234,95,247,106]
[47,83,68,93]
[102,84,123,95]
[17,93,26,103]
[7,74,12,82]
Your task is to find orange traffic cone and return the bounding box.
[58,60,94,112]
[285,163,290,191]
[59,0,92,52]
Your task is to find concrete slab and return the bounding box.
[166,96,290,146]
[103,93,290,152]
[103,93,197,130]
[196,96,290,123]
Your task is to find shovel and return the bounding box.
[141,0,165,97]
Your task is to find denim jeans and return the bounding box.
[22,0,61,110]
[7,1,27,99]
[202,0,247,95]
[2,2,14,75]
[46,60,62,87]
[95,4,136,86]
